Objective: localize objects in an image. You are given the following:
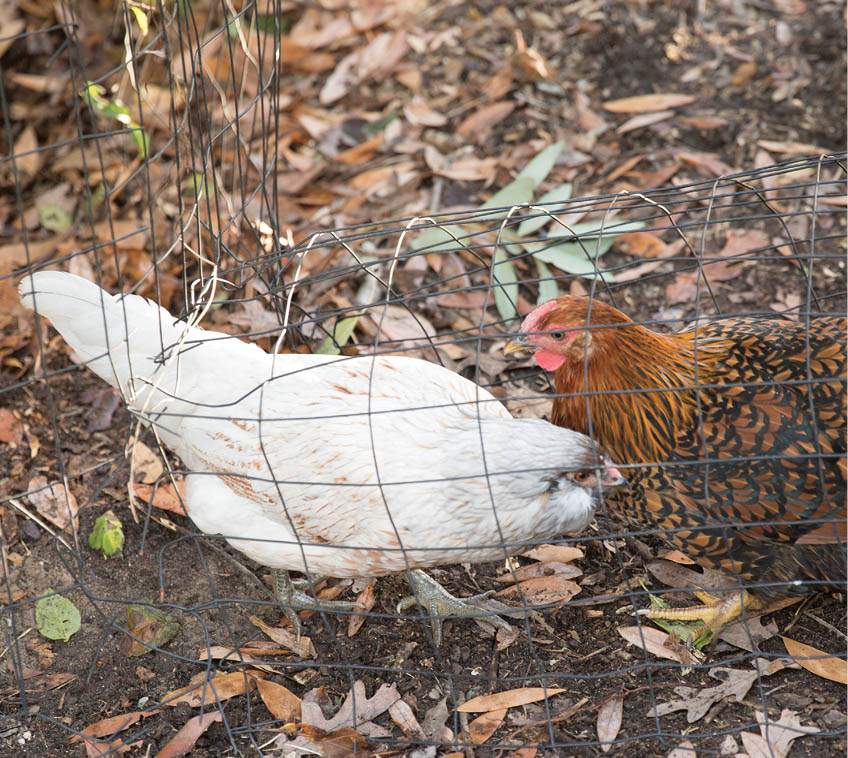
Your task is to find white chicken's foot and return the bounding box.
[397,569,514,646]
[272,568,362,640]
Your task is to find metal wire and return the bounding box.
[0,5,845,757]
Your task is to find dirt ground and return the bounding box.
[0,0,846,756]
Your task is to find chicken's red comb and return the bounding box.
[519,299,560,335]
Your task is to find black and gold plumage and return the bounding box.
[508,297,847,635]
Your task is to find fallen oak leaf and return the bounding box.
[495,560,582,583]
[740,708,821,758]
[156,710,222,758]
[457,101,516,138]
[301,681,400,732]
[458,686,566,712]
[781,636,848,685]
[281,724,374,758]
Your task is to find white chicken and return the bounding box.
[19,272,625,643]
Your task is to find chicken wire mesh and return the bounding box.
[1,3,846,757]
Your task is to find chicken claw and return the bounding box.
[397,569,514,646]
[272,568,363,640]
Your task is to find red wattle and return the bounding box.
[534,350,566,372]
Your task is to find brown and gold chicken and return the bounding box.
[507,296,847,639]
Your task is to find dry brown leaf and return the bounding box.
[513,747,538,758]
[469,707,507,744]
[250,616,316,659]
[0,408,24,445]
[458,687,566,713]
[681,116,729,130]
[740,709,821,758]
[615,231,668,259]
[283,724,372,758]
[12,125,41,181]
[781,636,848,684]
[388,699,425,740]
[301,681,400,731]
[757,139,829,156]
[404,97,447,127]
[347,580,375,636]
[335,134,384,165]
[432,156,499,182]
[70,711,154,747]
[618,626,687,664]
[650,667,760,723]
[457,101,516,138]
[676,151,735,177]
[495,576,581,605]
[319,31,408,105]
[131,440,164,483]
[162,671,259,709]
[254,677,302,721]
[156,710,222,758]
[597,694,624,752]
[667,740,697,757]
[495,561,582,584]
[524,544,584,564]
[484,65,514,101]
[603,94,695,114]
[26,475,78,531]
[514,47,555,81]
[616,239,684,283]
[617,110,675,134]
[133,481,188,516]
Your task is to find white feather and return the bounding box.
[20,272,610,577]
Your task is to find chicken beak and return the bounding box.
[602,466,629,490]
[504,336,533,355]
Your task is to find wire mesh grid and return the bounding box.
[1,4,846,757]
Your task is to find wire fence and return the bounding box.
[1,3,846,757]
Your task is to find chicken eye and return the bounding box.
[574,470,591,483]
[550,331,565,341]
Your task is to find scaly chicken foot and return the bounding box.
[637,588,763,647]
[397,569,514,646]
[272,568,363,640]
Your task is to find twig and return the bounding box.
[6,498,72,551]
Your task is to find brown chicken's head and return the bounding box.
[505,296,631,372]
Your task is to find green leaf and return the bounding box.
[35,589,81,642]
[491,248,519,323]
[316,314,361,355]
[125,605,180,656]
[81,81,149,159]
[254,13,291,34]
[411,224,461,254]
[129,5,149,36]
[364,112,400,136]
[89,510,124,556]
[481,177,535,210]
[547,219,646,240]
[535,259,559,305]
[530,242,616,281]
[516,182,574,238]
[645,594,712,651]
[39,204,73,234]
[514,140,565,188]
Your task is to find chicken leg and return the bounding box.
[272,568,363,640]
[638,589,763,646]
[397,569,514,646]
